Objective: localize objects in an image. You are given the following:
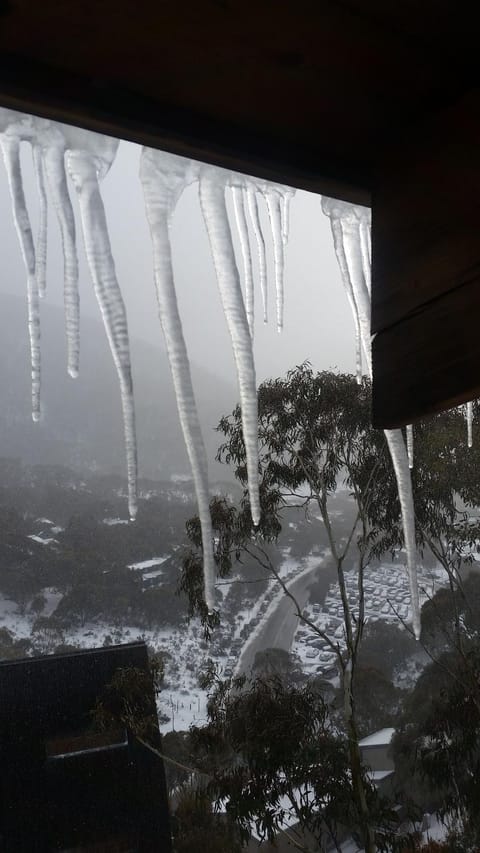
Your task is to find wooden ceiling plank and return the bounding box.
[372,91,480,334]
[372,274,480,429]
[371,90,480,426]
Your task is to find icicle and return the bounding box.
[359,209,372,295]
[322,196,421,639]
[263,187,285,332]
[65,138,138,520]
[42,143,80,378]
[32,145,47,298]
[336,210,372,377]
[231,184,254,338]
[467,401,473,448]
[140,148,216,609]
[0,134,41,421]
[406,424,414,468]
[199,168,261,526]
[246,186,268,323]
[384,429,421,638]
[326,211,363,383]
[281,191,291,248]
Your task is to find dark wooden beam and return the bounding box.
[371,91,480,428]
[0,1,476,206]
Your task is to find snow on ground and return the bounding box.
[0,593,44,639]
[103,517,130,526]
[128,557,169,571]
[28,534,58,545]
[42,588,63,617]
[292,560,449,681]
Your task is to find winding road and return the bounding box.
[236,556,327,675]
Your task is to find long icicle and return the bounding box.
[359,210,372,295]
[323,197,420,638]
[1,134,41,421]
[406,424,414,468]
[329,216,363,383]
[199,169,261,526]
[263,187,285,333]
[342,207,420,638]
[246,186,267,323]
[140,148,216,609]
[232,184,255,338]
[281,190,292,248]
[32,144,47,299]
[466,401,473,448]
[66,147,138,520]
[42,144,80,378]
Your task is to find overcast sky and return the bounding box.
[0,137,356,390]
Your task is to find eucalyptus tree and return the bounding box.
[179,365,480,847]
[180,364,405,849]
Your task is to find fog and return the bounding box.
[0,138,356,392]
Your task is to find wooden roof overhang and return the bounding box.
[0,0,478,427]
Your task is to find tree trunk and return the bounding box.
[343,661,376,853]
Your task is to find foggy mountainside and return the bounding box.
[0,293,236,480]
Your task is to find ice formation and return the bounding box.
[137,150,296,602]
[406,424,414,469]
[0,111,138,519]
[231,184,255,338]
[199,166,262,526]
[263,185,286,332]
[467,401,473,448]
[140,148,216,608]
[0,111,42,422]
[0,109,422,625]
[64,128,138,519]
[246,186,268,323]
[139,150,295,602]
[0,107,295,604]
[41,128,80,380]
[322,197,421,638]
[32,144,48,299]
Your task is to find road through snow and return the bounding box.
[236,555,328,675]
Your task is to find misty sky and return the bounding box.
[0,137,356,392]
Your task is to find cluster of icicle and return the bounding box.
[321,198,421,639]
[140,149,293,609]
[0,110,293,613]
[3,107,456,634]
[0,109,138,520]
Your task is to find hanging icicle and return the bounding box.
[327,211,363,384]
[359,207,372,295]
[0,117,42,422]
[245,185,268,323]
[140,147,216,609]
[466,401,473,448]
[199,166,261,526]
[32,144,48,299]
[64,130,138,520]
[322,196,421,639]
[0,108,299,600]
[231,183,255,338]
[281,190,292,248]
[406,424,414,468]
[263,186,286,333]
[41,131,80,380]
